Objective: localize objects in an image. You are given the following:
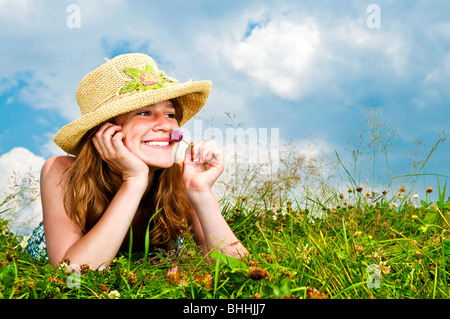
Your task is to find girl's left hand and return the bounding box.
[182,140,224,194]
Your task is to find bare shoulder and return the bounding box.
[41,155,75,186]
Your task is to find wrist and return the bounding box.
[187,189,219,215]
[187,187,213,199]
[121,175,149,194]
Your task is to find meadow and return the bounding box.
[0,109,449,300]
[1,163,449,299]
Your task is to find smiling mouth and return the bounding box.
[142,139,171,147]
[145,141,169,146]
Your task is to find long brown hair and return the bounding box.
[62,99,192,251]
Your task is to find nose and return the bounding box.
[152,114,173,132]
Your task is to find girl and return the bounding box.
[23,53,248,269]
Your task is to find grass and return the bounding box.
[0,120,449,299]
[1,179,450,299]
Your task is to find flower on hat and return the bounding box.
[120,64,175,94]
[140,72,158,86]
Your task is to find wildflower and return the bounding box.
[80,263,90,274]
[413,194,419,199]
[57,258,70,271]
[399,186,406,192]
[127,271,138,286]
[398,193,403,199]
[379,261,391,274]
[306,287,327,299]
[296,245,312,263]
[170,129,184,142]
[391,203,398,210]
[353,244,363,254]
[353,230,362,238]
[166,266,181,285]
[382,190,388,195]
[339,194,344,199]
[108,290,120,299]
[348,189,353,193]
[412,215,418,219]
[426,187,433,193]
[248,267,270,280]
[368,235,373,240]
[420,225,427,232]
[194,274,213,290]
[98,285,109,293]
[356,187,363,193]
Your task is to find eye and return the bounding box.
[137,111,150,116]
[166,113,176,119]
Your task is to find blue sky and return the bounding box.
[0,0,449,198]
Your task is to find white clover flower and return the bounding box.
[108,290,120,299]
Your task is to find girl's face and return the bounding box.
[114,100,180,170]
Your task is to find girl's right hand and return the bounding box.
[91,122,149,186]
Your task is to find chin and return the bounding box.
[146,159,175,170]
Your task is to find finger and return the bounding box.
[202,141,223,164]
[91,135,104,158]
[190,140,220,164]
[111,131,130,157]
[184,141,203,163]
[93,122,115,157]
[193,141,206,163]
[99,124,123,158]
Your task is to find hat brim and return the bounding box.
[53,80,212,155]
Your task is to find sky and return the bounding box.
[0,0,449,232]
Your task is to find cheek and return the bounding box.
[121,122,149,148]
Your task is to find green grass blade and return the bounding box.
[142,207,163,266]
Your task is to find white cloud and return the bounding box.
[0,147,45,235]
[228,17,321,100]
[202,9,412,102]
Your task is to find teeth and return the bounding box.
[145,141,169,146]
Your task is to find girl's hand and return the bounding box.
[182,140,224,194]
[91,122,149,186]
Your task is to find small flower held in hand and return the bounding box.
[170,129,206,168]
[170,129,184,142]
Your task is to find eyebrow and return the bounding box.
[147,102,175,110]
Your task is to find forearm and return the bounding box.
[63,179,146,269]
[189,189,248,258]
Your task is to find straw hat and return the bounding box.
[53,53,212,155]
